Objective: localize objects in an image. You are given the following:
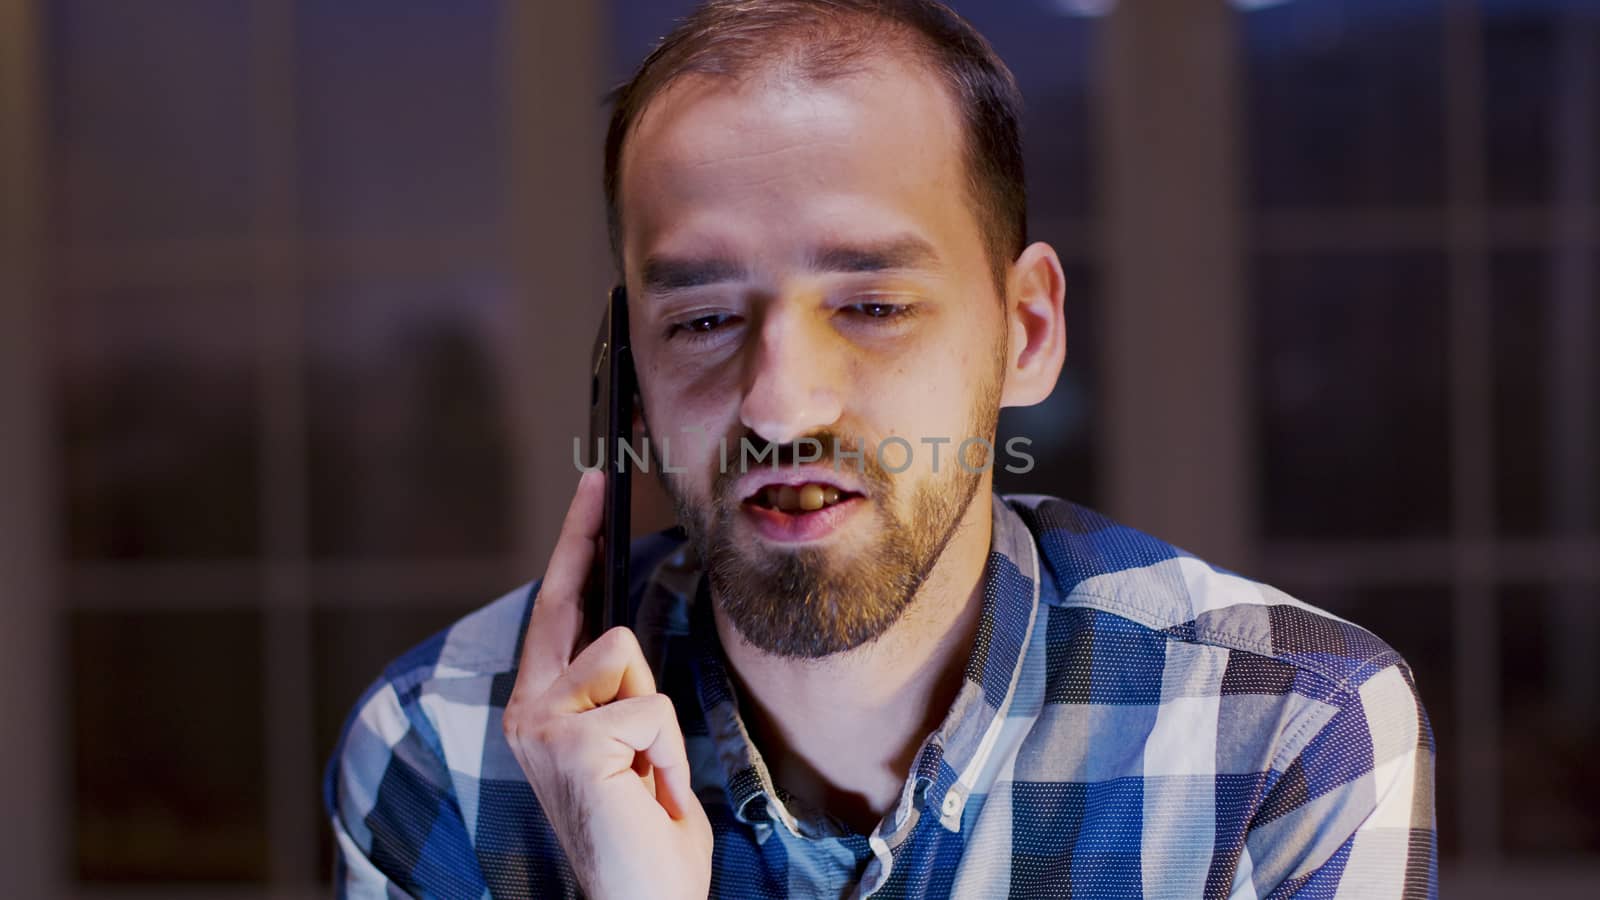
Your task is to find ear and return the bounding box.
[999,241,1067,408]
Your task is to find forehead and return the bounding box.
[617,56,978,268]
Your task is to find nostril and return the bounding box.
[738,385,843,450]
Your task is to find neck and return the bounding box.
[711,488,994,834]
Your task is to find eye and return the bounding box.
[855,302,901,318]
[842,299,916,321]
[667,312,739,340]
[684,313,727,332]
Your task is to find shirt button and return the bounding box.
[941,792,963,818]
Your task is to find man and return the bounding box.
[324,1,1437,897]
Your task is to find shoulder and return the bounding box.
[1002,495,1435,878]
[1004,494,1410,692]
[1001,493,1431,784]
[320,580,531,836]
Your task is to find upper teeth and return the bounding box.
[765,483,843,512]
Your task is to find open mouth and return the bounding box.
[744,482,863,514]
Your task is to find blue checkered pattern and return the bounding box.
[325,494,1437,898]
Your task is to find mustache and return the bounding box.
[709,429,894,502]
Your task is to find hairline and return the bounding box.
[608,32,1017,302]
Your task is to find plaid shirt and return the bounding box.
[325,494,1437,898]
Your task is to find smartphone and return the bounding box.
[584,284,635,644]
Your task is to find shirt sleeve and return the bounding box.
[1241,662,1438,899]
[325,676,490,900]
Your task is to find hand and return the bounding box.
[501,470,714,900]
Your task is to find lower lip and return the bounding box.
[741,496,864,543]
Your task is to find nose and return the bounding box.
[738,302,844,446]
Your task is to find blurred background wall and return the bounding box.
[0,0,1595,896]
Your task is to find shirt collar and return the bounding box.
[665,493,1042,840]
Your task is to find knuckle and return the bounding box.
[501,714,527,745]
[503,707,557,748]
[543,724,578,757]
[600,624,638,653]
[649,692,677,719]
[574,626,629,672]
[501,702,526,738]
[599,625,645,666]
[534,720,581,761]
[612,623,642,651]
[531,584,563,615]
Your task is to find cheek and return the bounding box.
[643,402,721,461]
[639,341,739,405]
[854,341,982,436]
[639,374,738,486]
[640,350,728,425]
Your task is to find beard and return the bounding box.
[654,363,1004,660]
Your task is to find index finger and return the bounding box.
[515,468,606,697]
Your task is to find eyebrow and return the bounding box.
[640,234,941,297]
[806,235,941,274]
[640,256,747,294]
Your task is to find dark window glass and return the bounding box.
[55,286,260,559]
[296,0,504,238]
[70,607,267,882]
[1482,0,1600,208]
[1499,584,1600,857]
[306,276,515,558]
[954,2,1097,220]
[607,0,702,87]
[1241,0,1448,208]
[1254,252,1452,538]
[1490,250,1599,537]
[48,0,254,244]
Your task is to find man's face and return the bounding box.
[620,58,1010,658]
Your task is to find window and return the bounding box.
[47,0,520,887]
[7,0,1592,895]
[1240,0,1600,878]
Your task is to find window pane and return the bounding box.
[296,0,504,238]
[1254,252,1452,538]
[1241,0,1448,208]
[954,1,1098,219]
[312,588,508,882]
[1482,0,1600,208]
[55,286,260,559]
[607,0,701,87]
[1282,584,1458,859]
[71,607,268,882]
[1491,250,1599,537]
[48,0,255,244]
[1499,584,1600,857]
[306,275,515,558]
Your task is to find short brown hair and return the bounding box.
[603,0,1028,296]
